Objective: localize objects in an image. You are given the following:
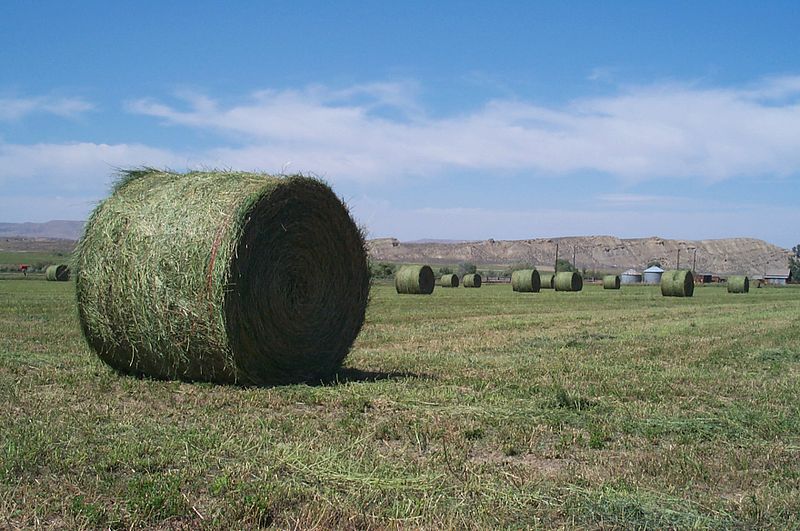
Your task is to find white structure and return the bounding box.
[643,265,665,284]
[621,269,642,284]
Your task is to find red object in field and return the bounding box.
[19,264,29,271]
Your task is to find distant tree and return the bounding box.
[438,266,453,275]
[555,258,575,272]
[647,260,663,268]
[458,262,477,275]
[369,261,396,279]
[790,245,800,282]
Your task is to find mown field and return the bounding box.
[1,278,800,529]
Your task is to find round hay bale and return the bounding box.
[727,275,749,294]
[539,273,555,289]
[75,169,370,385]
[554,271,583,292]
[45,264,70,281]
[603,275,621,290]
[660,270,694,297]
[511,269,540,292]
[463,273,482,288]
[395,265,435,294]
[440,273,459,288]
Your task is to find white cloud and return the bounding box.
[126,76,800,183]
[0,96,94,120]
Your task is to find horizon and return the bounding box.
[1,2,799,247]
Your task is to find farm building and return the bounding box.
[621,269,642,284]
[643,265,665,284]
[764,269,790,285]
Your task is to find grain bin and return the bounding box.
[45,264,70,281]
[643,265,665,284]
[440,273,459,288]
[511,269,540,292]
[660,270,694,297]
[463,273,482,288]
[539,273,555,289]
[603,275,621,290]
[395,265,435,294]
[727,275,749,294]
[75,169,370,385]
[621,269,642,284]
[554,271,583,292]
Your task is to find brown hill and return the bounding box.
[368,236,791,276]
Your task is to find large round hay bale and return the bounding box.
[75,169,370,385]
[463,273,482,288]
[45,264,70,281]
[511,269,540,292]
[440,273,459,288]
[660,270,694,297]
[603,275,621,290]
[395,265,435,294]
[539,273,555,289]
[554,271,582,292]
[727,275,749,294]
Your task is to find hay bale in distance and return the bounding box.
[75,169,370,385]
[555,271,583,292]
[660,270,694,297]
[511,269,540,292]
[539,273,555,289]
[603,275,621,290]
[396,265,435,294]
[440,273,459,288]
[45,264,70,281]
[463,273,482,288]
[727,275,749,294]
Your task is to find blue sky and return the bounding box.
[1,1,799,246]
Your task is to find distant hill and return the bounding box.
[368,236,792,276]
[0,220,84,241]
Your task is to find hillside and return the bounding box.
[368,236,792,276]
[0,220,84,241]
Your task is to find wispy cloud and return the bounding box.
[0,96,94,120]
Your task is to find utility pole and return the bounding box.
[572,246,577,271]
[554,242,559,272]
[692,248,697,272]
[676,248,681,270]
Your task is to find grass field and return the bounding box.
[2,279,800,529]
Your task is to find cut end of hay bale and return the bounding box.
[511,269,540,292]
[395,265,435,294]
[440,273,460,288]
[462,273,482,288]
[75,169,370,386]
[603,275,621,290]
[554,271,583,292]
[660,270,694,297]
[727,275,750,294]
[45,264,70,281]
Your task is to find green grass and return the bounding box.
[1,280,800,528]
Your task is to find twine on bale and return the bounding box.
[45,264,70,281]
[75,169,370,385]
[511,269,540,292]
[603,275,621,290]
[440,273,459,288]
[395,265,435,294]
[661,270,694,297]
[727,275,749,294]
[539,273,555,289]
[555,271,583,292]
[462,273,482,288]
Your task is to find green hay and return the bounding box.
[511,269,540,292]
[603,275,621,290]
[727,275,750,294]
[45,264,70,281]
[661,270,695,297]
[462,273,482,288]
[539,273,555,289]
[75,169,370,385]
[440,273,459,288]
[555,271,583,292]
[395,265,435,294]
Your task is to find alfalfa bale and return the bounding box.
[539,273,555,289]
[660,270,694,297]
[395,265,435,294]
[440,273,459,288]
[554,271,583,292]
[74,169,370,385]
[45,264,70,281]
[727,275,749,294]
[603,275,621,290]
[463,273,482,288]
[511,269,540,292]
